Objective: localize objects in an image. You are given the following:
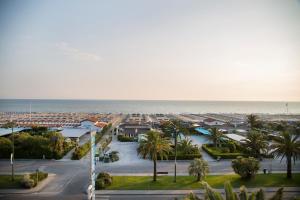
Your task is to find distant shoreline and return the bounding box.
[1,99,300,114]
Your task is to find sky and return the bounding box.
[0,0,299,101]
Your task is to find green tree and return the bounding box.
[0,137,12,158]
[231,156,260,179]
[200,181,283,200]
[137,131,171,181]
[271,131,300,179]
[247,114,258,130]
[2,121,17,181]
[45,131,64,158]
[242,131,268,159]
[188,158,209,182]
[209,127,223,148]
[178,137,197,154]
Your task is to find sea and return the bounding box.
[0,99,300,114]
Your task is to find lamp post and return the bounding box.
[4,120,16,182]
[168,121,179,183]
[174,127,178,183]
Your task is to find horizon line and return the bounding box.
[0,98,299,103]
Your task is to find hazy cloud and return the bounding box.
[56,42,101,62]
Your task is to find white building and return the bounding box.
[204,118,225,126]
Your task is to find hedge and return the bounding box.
[30,172,48,187]
[117,135,136,142]
[202,144,246,159]
[164,154,202,160]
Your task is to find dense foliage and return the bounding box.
[188,158,209,181]
[242,131,268,159]
[160,120,194,138]
[137,131,172,181]
[21,172,48,189]
[185,181,283,200]
[95,172,113,189]
[117,135,136,142]
[232,156,260,179]
[202,144,245,159]
[161,137,202,160]
[209,127,224,148]
[271,131,300,179]
[0,130,73,159]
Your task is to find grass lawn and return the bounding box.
[105,174,300,190]
[0,175,23,189]
[0,172,48,189]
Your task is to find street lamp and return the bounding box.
[3,120,16,181]
[11,124,15,182]
[168,120,179,183]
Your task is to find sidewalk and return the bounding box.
[0,173,56,194]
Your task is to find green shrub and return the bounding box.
[0,131,71,159]
[72,141,91,160]
[160,153,202,160]
[117,135,136,142]
[202,144,246,159]
[95,179,105,189]
[221,147,230,153]
[109,151,119,162]
[21,174,35,189]
[96,172,112,189]
[30,172,48,186]
[232,156,260,179]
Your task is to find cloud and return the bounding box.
[56,42,101,62]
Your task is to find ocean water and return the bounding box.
[0,99,299,114]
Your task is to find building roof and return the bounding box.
[80,118,98,123]
[225,133,246,143]
[195,127,211,135]
[95,121,108,128]
[204,118,216,123]
[0,127,29,137]
[60,128,90,138]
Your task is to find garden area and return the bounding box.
[0,172,48,189]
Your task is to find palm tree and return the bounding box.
[199,181,283,200]
[188,158,209,182]
[137,131,171,181]
[209,127,223,148]
[247,114,258,130]
[2,121,17,181]
[271,131,300,179]
[178,137,196,154]
[242,131,268,159]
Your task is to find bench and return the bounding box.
[157,172,168,175]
